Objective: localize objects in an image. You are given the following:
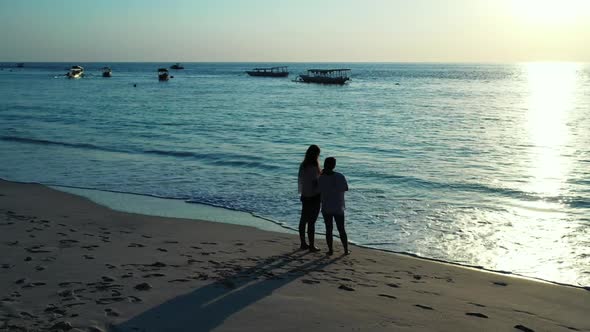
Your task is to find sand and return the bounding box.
[0,179,588,332]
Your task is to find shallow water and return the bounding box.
[1,62,588,286]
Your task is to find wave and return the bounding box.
[361,170,589,210]
[0,135,280,171]
[0,135,121,153]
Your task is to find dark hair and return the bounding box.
[300,144,320,172]
[322,157,336,175]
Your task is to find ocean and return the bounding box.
[0,62,588,287]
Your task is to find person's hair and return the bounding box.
[300,144,320,172]
[322,157,336,175]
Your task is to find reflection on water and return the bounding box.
[486,62,583,284]
[524,62,578,197]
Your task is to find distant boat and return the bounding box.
[16,63,24,68]
[67,65,84,79]
[102,67,112,77]
[170,63,184,70]
[246,66,289,77]
[158,68,170,81]
[296,69,351,85]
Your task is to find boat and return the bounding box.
[158,68,169,81]
[296,69,351,85]
[246,66,289,77]
[16,63,24,68]
[102,67,112,77]
[67,65,84,79]
[170,63,184,70]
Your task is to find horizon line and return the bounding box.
[2,60,588,65]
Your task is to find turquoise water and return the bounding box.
[0,62,588,287]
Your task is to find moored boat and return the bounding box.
[158,68,169,81]
[102,67,112,77]
[296,69,351,85]
[246,66,289,77]
[67,65,84,79]
[170,63,184,70]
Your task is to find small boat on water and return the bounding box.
[170,63,184,70]
[67,65,84,79]
[102,67,112,77]
[246,66,289,77]
[296,69,351,85]
[158,68,170,81]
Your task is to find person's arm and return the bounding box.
[341,174,349,192]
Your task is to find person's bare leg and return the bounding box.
[323,213,334,255]
[335,215,349,254]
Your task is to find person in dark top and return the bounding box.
[297,145,322,252]
[318,157,350,255]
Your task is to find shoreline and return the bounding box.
[1,179,589,331]
[3,177,587,291]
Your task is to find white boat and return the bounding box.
[67,65,84,79]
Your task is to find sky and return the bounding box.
[1,0,589,62]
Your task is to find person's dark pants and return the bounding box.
[322,212,348,253]
[299,194,321,247]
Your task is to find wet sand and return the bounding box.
[0,179,588,332]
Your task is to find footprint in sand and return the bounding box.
[45,305,67,315]
[26,246,52,253]
[134,282,152,291]
[514,325,535,332]
[101,276,116,283]
[128,243,145,248]
[22,281,46,289]
[104,308,120,317]
[83,255,95,260]
[96,297,126,305]
[492,281,508,286]
[378,294,397,299]
[157,248,168,252]
[465,312,488,318]
[468,302,486,307]
[414,304,434,310]
[338,284,355,291]
[142,273,166,278]
[128,295,142,303]
[301,279,320,285]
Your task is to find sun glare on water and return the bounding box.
[511,0,590,24]
[524,62,579,197]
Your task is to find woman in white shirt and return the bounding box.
[297,144,321,252]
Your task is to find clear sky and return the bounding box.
[1,0,589,62]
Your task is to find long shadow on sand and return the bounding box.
[113,249,341,332]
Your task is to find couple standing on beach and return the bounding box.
[298,144,350,255]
